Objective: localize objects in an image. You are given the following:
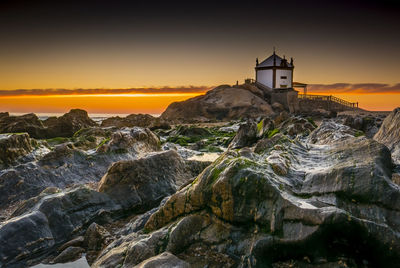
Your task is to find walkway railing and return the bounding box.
[298,94,358,108]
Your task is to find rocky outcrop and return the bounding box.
[101,114,170,130]
[0,186,118,267]
[43,109,97,137]
[374,107,400,163]
[84,223,112,264]
[0,113,48,139]
[161,85,273,122]
[0,127,161,211]
[98,150,193,211]
[96,127,160,155]
[229,121,258,149]
[94,120,400,267]
[0,133,33,167]
[0,145,209,267]
[0,109,97,139]
[342,113,384,138]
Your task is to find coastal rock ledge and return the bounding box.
[93,120,400,268]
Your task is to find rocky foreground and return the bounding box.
[0,93,399,267]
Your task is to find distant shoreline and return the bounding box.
[7,112,162,119]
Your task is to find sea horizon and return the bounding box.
[7,112,162,119]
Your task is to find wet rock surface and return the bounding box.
[1,108,399,268]
[0,126,161,211]
[0,133,34,167]
[94,119,399,267]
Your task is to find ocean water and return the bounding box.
[8,112,162,124]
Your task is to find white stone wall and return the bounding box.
[276,69,292,88]
[256,69,273,88]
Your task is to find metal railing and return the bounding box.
[298,94,358,108]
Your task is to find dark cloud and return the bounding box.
[307,83,400,94]
[0,86,211,97]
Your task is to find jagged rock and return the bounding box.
[52,246,85,264]
[118,122,399,267]
[101,114,170,130]
[0,133,33,167]
[117,197,169,236]
[0,127,161,210]
[273,111,289,126]
[93,228,169,267]
[374,107,400,163]
[343,114,382,138]
[256,117,274,138]
[134,252,190,268]
[84,223,112,264]
[229,121,258,149]
[0,113,48,138]
[84,223,111,251]
[98,150,192,211]
[0,186,119,267]
[0,211,54,266]
[43,109,97,138]
[0,110,98,139]
[254,133,284,154]
[161,85,273,122]
[96,127,160,154]
[308,120,356,144]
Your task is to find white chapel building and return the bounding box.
[255,51,294,89]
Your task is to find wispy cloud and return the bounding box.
[0,86,212,97]
[307,83,400,94]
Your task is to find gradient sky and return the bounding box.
[0,0,399,112]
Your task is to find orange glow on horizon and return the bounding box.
[0,93,203,115]
[0,91,398,115]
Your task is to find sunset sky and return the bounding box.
[0,0,399,114]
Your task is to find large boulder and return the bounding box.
[98,150,193,211]
[161,85,273,122]
[43,109,97,138]
[93,121,400,267]
[0,211,54,267]
[0,133,33,167]
[228,121,258,149]
[374,107,400,163]
[96,127,160,155]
